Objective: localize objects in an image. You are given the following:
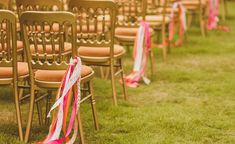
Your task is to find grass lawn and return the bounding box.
[1,2,235,144]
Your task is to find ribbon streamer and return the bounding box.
[124,21,151,88]
[207,0,219,30]
[38,57,82,144]
[169,1,187,44]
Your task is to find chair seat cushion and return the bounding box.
[0,62,28,78]
[115,27,139,37]
[115,27,154,42]
[30,42,72,54]
[182,0,207,10]
[146,15,171,26]
[35,65,92,82]
[182,0,207,5]
[0,41,23,51]
[78,44,125,57]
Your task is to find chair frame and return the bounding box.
[0,9,24,141]
[69,0,127,105]
[146,0,171,62]
[20,11,98,143]
[115,0,156,75]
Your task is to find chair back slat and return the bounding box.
[69,0,117,49]
[115,0,147,27]
[20,11,76,70]
[0,10,16,67]
[16,0,64,16]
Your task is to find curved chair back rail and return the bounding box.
[16,0,64,16]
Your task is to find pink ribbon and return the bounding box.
[169,1,187,42]
[124,21,151,88]
[207,0,219,30]
[38,57,82,144]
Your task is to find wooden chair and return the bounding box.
[115,0,155,76]
[182,0,207,37]
[0,10,26,141]
[20,11,98,143]
[69,0,127,106]
[146,0,172,61]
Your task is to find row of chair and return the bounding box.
[0,0,228,143]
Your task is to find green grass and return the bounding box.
[1,3,235,144]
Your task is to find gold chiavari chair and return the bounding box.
[20,11,98,143]
[146,0,172,61]
[0,10,27,141]
[16,0,66,126]
[69,0,127,106]
[182,0,207,37]
[115,0,155,75]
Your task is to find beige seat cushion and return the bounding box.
[78,44,125,57]
[0,41,23,51]
[182,0,207,5]
[0,62,28,78]
[35,65,92,82]
[115,27,154,42]
[115,27,139,37]
[146,15,171,26]
[30,42,72,54]
[182,0,207,10]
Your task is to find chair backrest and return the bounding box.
[115,0,147,27]
[16,0,64,16]
[69,0,117,56]
[0,10,17,69]
[20,11,77,71]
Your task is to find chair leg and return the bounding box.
[199,8,206,37]
[36,94,43,126]
[187,12,193,28]
[162,46,167,62]
[149,49,154,78]
[88,81,99,130]
[221,0,226,23]
[24,85,35,143]
[119,59,127,100]
[200,19,206,37]
[77,110,85,144]
[45,91,52,126]
[13,82,24,141]
[18,81,24,99]
[110,60,117,105]
[105,67,110,80]
[99,66,105,79]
